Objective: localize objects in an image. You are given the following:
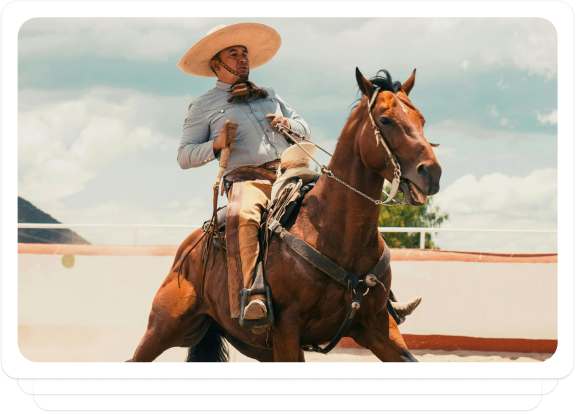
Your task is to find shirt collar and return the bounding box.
[215,80,233,91]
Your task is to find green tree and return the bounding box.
[378,186,449,249]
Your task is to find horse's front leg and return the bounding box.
[350,310,418,362]
[272,318,303,362]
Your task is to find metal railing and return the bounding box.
[17,223,558,250]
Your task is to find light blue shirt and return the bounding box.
[177,80,311,176]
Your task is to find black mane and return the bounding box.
[350,69,402,113]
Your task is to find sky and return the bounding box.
[17,18,558,251]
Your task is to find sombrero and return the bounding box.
[271,143,319,200]
[280,142,317,166]
[177,23,281,77]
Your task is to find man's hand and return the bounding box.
[213,121,238,153]
[266,114,290,130]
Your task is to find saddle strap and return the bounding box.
[270,222,391,290]
[270,222,393,354]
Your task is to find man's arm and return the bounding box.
[177,102,218,169]
[275,93,311,140]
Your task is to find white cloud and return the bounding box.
[499,118,509,126]
[431,146,457,158]
[537,109,558,125]
[19,18,221,62]
[18,88,191,211]
[496,75,510,89]
[431,169,557,252]
[292,18,557,78]
[425,119,554,141]
[48,199,210,245]
[19,18,557,79]
[490,105,499,118]
[434,169,557,218]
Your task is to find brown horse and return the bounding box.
[129,68,441,362]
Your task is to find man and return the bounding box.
[177,23,305,321]
[177,23,420,323]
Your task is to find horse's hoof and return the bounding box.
[244,300,267,320]
[391,297,422,318]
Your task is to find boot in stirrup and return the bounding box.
[244,298,267,320]
[243,262,268,321]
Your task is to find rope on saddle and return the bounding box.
[268,221,392,354]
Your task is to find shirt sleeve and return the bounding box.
[275,93,311,140]
[177,102,218,169]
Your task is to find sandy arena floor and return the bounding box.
[18,326,551,363]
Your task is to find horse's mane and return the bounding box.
[349,69,402,114]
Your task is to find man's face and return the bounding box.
[218,45,249,77]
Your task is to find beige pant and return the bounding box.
[237,180,271,301]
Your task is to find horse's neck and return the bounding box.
[298,117,385,269]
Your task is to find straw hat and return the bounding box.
[280,142,317,166]
[177,23,281,77]
[271,143,319,200]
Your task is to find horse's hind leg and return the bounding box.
[131,270,204,362]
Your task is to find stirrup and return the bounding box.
[239,262,274,331]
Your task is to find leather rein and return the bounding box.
[274,86,405,206]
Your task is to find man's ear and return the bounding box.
[356,67,375,97]
[401,69,416,96]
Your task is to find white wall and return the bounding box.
[18,254,557,339]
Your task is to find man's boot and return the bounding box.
[244,262,268,320]
[390,297,422,322]
[244,298,267,320]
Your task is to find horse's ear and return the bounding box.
[401,69,416,96]
[356,67,375,97]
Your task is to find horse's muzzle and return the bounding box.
[416,161,441,195]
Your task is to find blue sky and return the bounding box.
[18,18,558,251]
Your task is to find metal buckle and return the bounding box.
[268,219,280,232]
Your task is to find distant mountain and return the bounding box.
[18,197,90,244]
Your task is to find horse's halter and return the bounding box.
[365,87,403,204]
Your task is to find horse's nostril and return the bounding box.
[417,164,429,183]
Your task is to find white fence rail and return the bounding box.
[18,224,558,250]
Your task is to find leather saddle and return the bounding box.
[202,175,319,250]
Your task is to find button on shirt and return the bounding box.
[177,80,311,176]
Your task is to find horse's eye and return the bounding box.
[379,117,391,125]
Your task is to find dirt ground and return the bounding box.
[292,348,551,363]
[18,325,551,363]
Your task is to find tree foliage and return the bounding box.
[378,187,449,249]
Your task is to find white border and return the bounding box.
[2,1,574,379]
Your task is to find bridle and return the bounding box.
[275,87,405,206]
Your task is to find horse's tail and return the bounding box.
[185,322,229,362]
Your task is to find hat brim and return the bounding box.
[177,23,281,77]
[281,142,317,164]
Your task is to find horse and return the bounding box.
[129,68,441,362]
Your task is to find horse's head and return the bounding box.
[354,68,442,206]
